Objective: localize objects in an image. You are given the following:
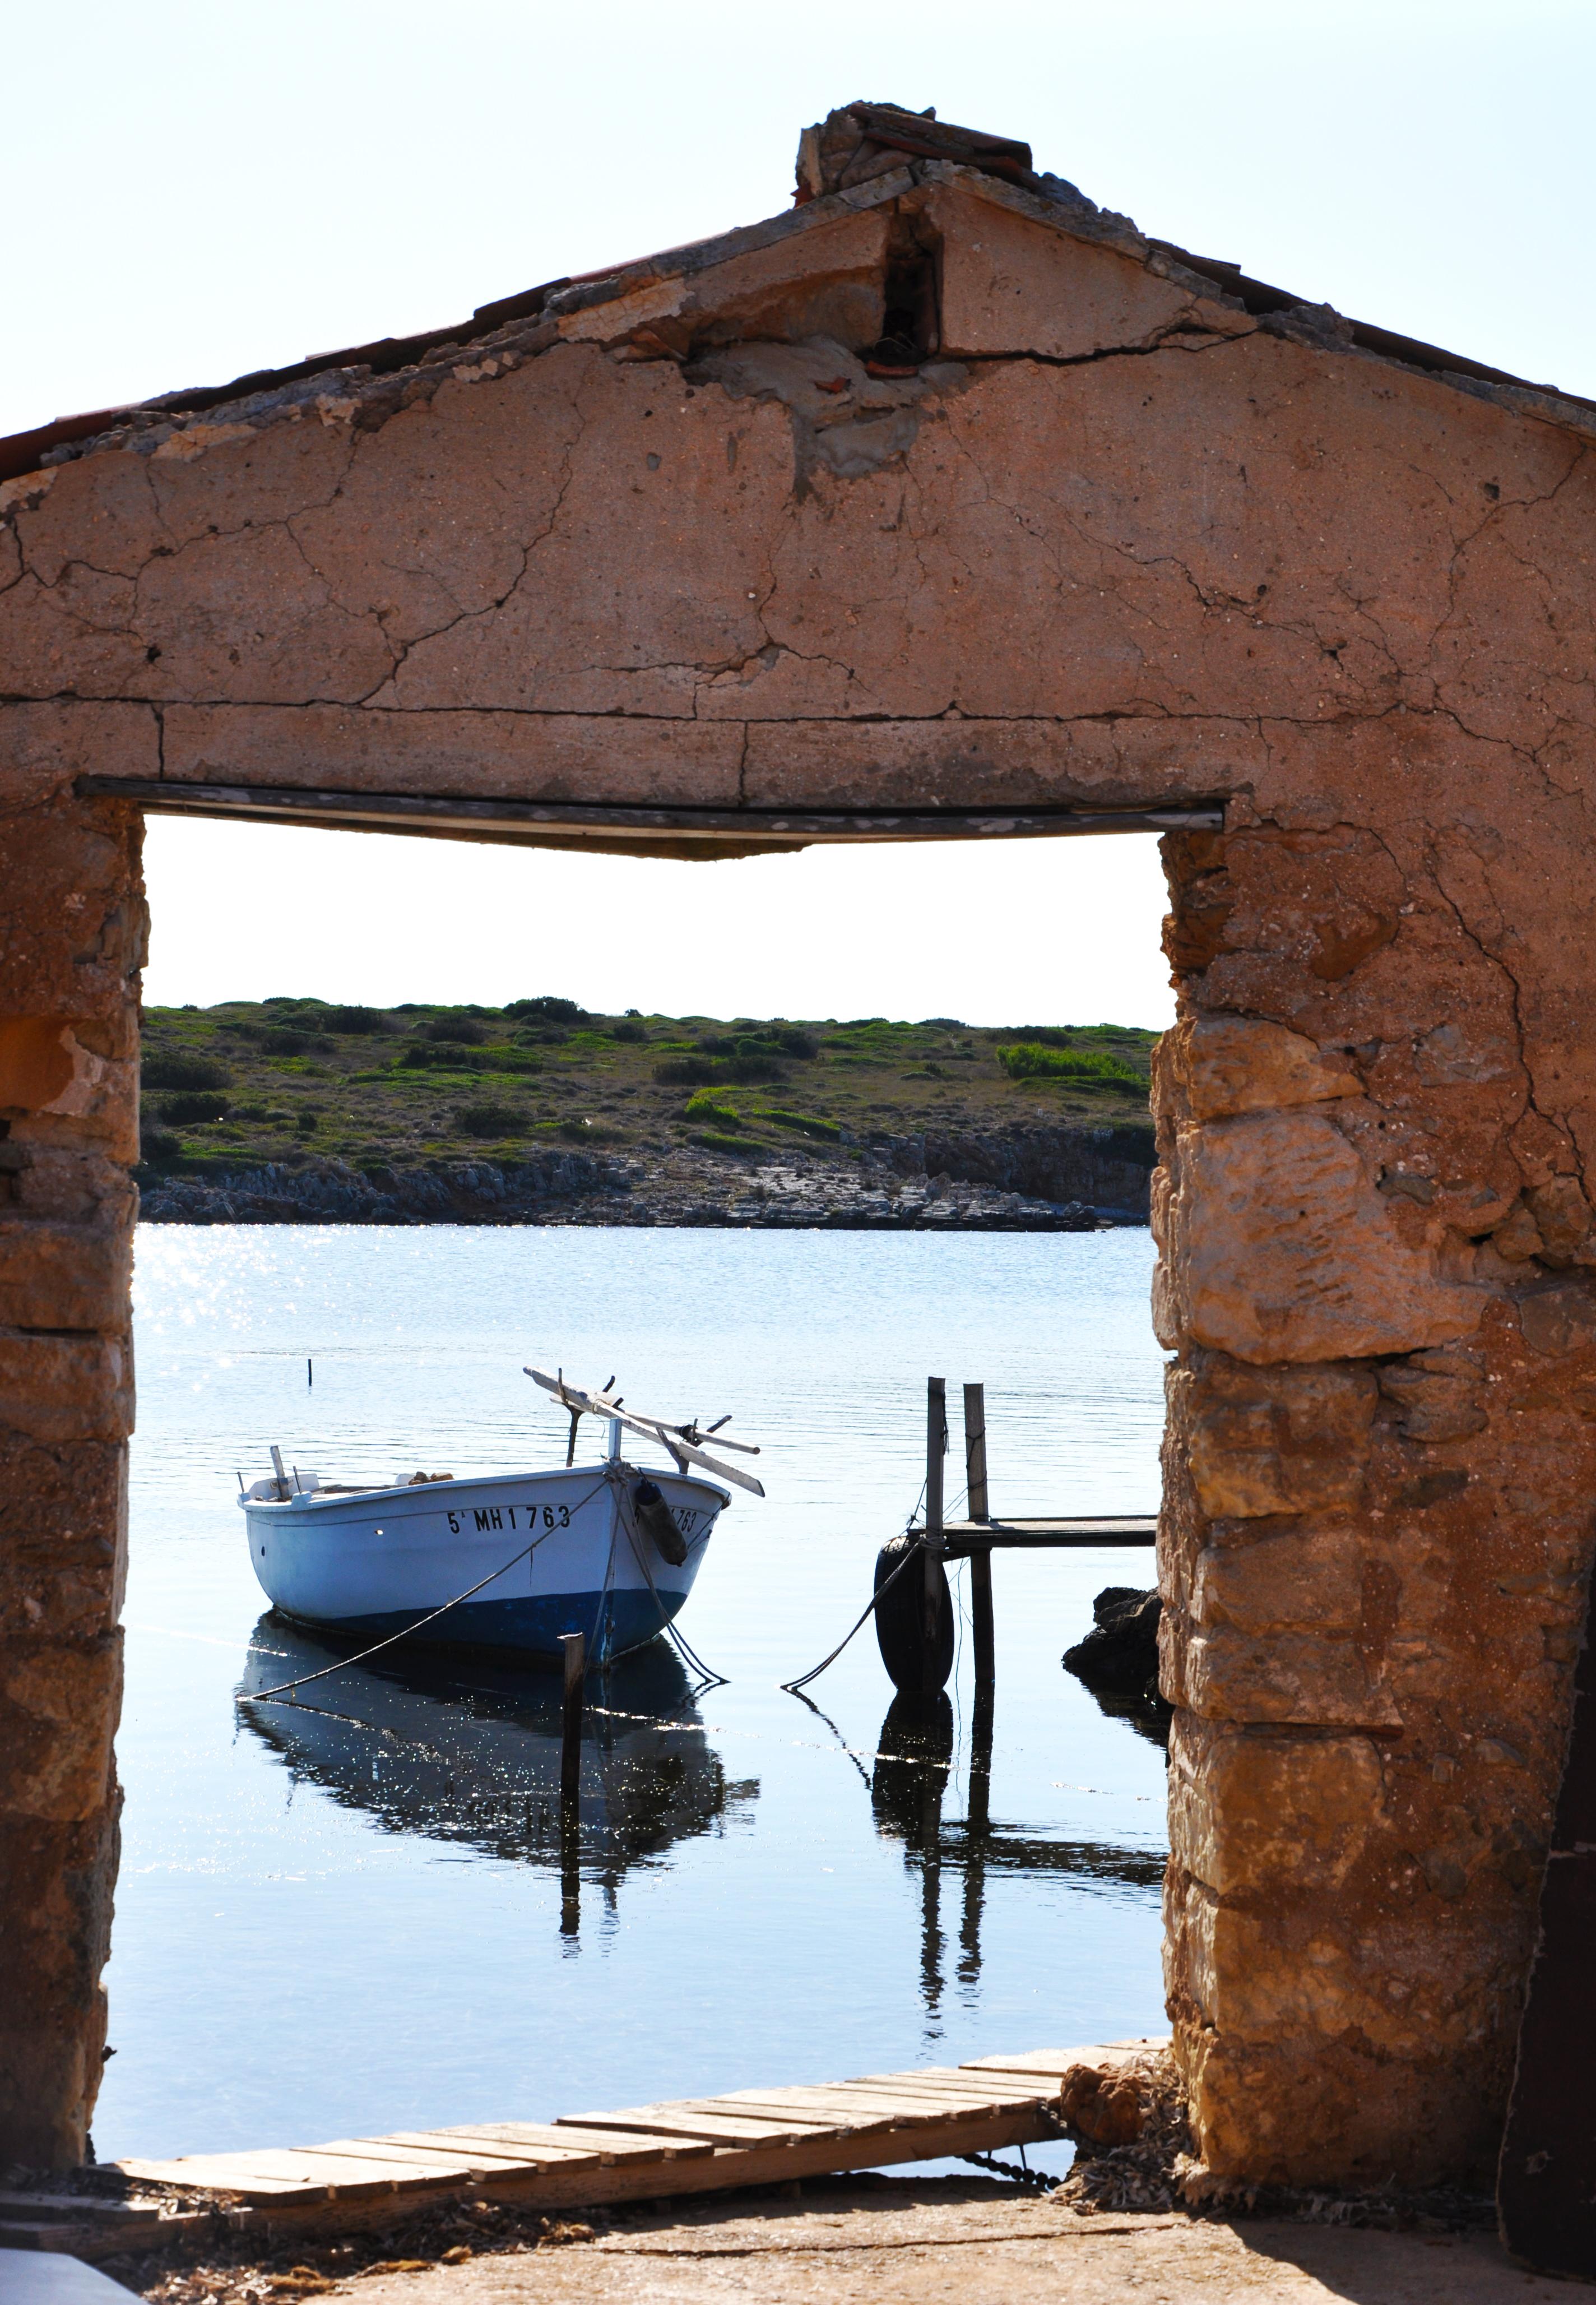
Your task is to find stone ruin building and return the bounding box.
[3,101,1595,2204]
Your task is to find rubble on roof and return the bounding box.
[3,99,1594,503]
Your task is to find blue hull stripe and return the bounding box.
[279,1587,689,1664]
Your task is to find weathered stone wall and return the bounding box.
[3,149,1595,2179]
[0,711,143,2164]
[1153,819,1596,2184]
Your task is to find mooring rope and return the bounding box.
[613,1482,729,1689]
[779,1532,928,1695]
[779,1459,975,1696]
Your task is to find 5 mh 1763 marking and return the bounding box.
[444,1502,573,1536]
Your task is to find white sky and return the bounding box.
[12,2,1591,1026]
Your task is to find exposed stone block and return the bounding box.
[1161,1110,1484,1364]
[1154,1016,1361,1126]
[1167,1614,1401,1725]
[0,1800,118,2168]
[0,1433,126,1636]
[1167,1719,1385,1895]
[1172,2016,1506,2187]
[0,1630,122,1821]
[1525,1175,1596,1266]
[0,1332,133,1442]
[0,1219,133,1331]
[1377,1349,1489,1441]
[3,1142,138,1226]
[1518,1275,1596,1358]
[1171,1351,1377,1519]
[928,180,1204,359]
[1189,1520,1367,1636]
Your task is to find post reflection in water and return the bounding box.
[236,1617,758,1940]
[869,1691,1168,2035]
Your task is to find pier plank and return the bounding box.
[836,2077,1050,2113]
[960,2039,1161,2077]
[423,2123,707,2168]
[665,2098,848,2131]
[550,2111,801,2148]
[378,2128,607,2167]
[782,2091,989,2125]
[541,2124,716,2161]
[708,2093,911,2136]
[337,2137,556,2175]
[114,2149,432,2201]
[850,2067,1054,2098]
[935,1516,1157,1557]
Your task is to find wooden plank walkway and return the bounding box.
[930,1516,1158,1557]
[102,2041,1162,2241]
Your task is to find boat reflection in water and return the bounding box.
[238,1616,757,1936]
[867,1693,1167,2028]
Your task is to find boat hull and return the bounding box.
[240,1463,723,1663]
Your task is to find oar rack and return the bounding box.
[525,1366,765,1496]
[876,1377,1157,1700]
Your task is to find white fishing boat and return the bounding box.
[237,1368,763,1665]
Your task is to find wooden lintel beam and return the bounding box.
[76,774,1224,855]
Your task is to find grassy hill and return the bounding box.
[136,997,1158,1183]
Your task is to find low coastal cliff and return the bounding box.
[138,1118,1153,1230]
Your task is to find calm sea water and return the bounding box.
[97,1225,1169,2172]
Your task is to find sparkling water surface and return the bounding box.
[99,1224,1168,2168]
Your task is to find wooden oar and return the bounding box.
[525,1367,766,1496]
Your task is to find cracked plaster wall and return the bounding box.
[3,166,1595,2183]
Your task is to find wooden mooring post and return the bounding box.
[924,1377,947,1642]
[559,1631,584,1937]
[963,1381,995,1696]
[560,1631,586,1809]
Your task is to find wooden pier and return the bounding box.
[873,1378,1158,1700]
[932,1515,1158,1556]
[0,2043,1162,2256]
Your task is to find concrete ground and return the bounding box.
[325,2182,1572,2305]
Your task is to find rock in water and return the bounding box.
[1063,1585,1162,1696]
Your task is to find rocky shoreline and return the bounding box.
[137,1123,1152,1232]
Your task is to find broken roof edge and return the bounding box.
[4,134,1594,494]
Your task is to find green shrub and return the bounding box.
[142,1053,231,1091]
[655,1056,721,1086]
[611,1019,648,1043]
[423,1016,489,1045]
[692,1130,759,1157]
[763,1109,841,1140]
[138,1125,182,1163]
[399,1043,536,1073]
[697,1029,812,1064]
[295,1109,321,1136]
[685,1089,743,1128]
[997,1042,1142,1087]
[505,996,587,1023]
[326,1005,391,1035]
[156,1090,231,1124]
[455,1102,529,1138]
